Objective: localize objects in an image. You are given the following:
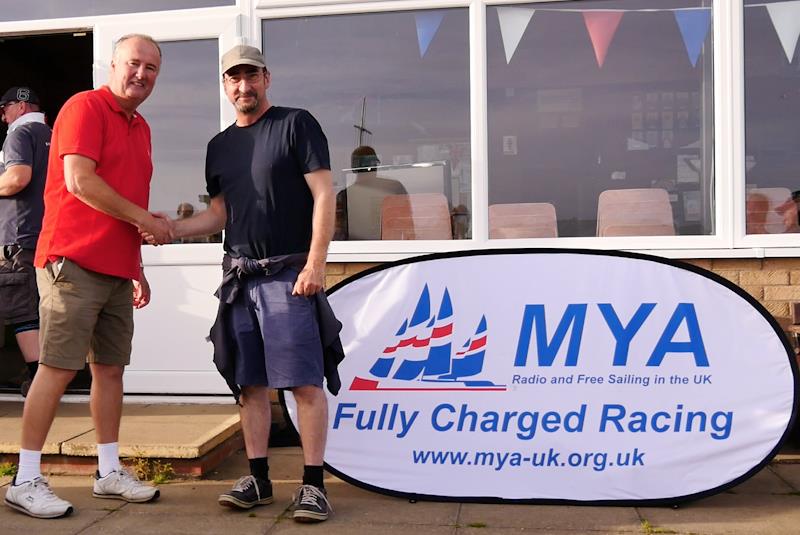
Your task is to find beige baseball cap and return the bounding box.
[221,45,266,74]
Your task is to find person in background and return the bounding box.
[0,86,51,398]
[776,190,800,233]
[334,145,407,240]
[175,202,200,243]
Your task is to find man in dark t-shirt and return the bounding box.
[163,45,336,523]
[0,86,51,396]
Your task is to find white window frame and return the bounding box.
[254,0,790,262]
[2,0,795,264]
[734,0,800,254]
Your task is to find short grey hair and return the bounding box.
[114,34,162,59]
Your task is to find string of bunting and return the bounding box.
[412,2,800,67]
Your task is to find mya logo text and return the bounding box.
[350,285,506,391]
[514,303,710,369]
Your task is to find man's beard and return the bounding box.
[235,92,260,114]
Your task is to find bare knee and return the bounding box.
[90,363,124,383]
[240,385,270,407]
[37,364,78,386]
[292,385,325,406]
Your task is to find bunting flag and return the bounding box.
[497,6,536,64]
[415,11,446,58]
[583,11,624,68]
[485,4,800,69]
[674,8,712,68]
[766,1,800,63]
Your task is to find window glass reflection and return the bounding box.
[1,0,233,21]
[744,0,800,235]
[487,0,714,238]
[262,9,471,241]
[137,39,221,244]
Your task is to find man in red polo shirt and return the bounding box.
[4,34,171,520]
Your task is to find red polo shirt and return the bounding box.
[35,86,152,281]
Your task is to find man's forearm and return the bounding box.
[0,165,32,197]
[68,170,151,227]
[173,196,226,239]
[306,188,335,267]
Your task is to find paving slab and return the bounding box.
[0,474,128,534]
[459,503,641,532]
[139,480,286,519]
[1,507,112,535]
[268,522,457,534]
[78,510,276,535]
[457,529,637,535]
[321,479,460,527]
[725,466,794,494]
[638,493,800,535]
[0,402,93,455]
[61,404,240,458]
[771,464,800,491]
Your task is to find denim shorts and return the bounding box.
[226,267,324,389]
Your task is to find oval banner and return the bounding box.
[285,249,797,504]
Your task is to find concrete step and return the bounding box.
[0,401,243,477]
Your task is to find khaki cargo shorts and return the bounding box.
[37,258,134,370]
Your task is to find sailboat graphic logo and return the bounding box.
[349,284,506,391]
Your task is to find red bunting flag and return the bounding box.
[583,11,624,68]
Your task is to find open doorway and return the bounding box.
[0,31,93,395]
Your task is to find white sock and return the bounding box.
[16,448,42,484]
[97,442,121,477]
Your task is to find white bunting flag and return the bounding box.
[766,1,800,63]
[497,7,536,64]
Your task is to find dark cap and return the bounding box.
[0,87,39,107]
[351,146,381,171]
[221,45,266,74]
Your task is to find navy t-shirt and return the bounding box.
[205,106,330,259]
[0,120,51,249]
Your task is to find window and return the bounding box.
[487,0,714,239]
[744,0,800,235]
[262,9,471,241]
[0,0,234,21]
[137,39,222,244]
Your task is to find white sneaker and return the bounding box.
[93,469,160,503]
[4,476,74,519]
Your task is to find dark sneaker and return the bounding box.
[218,475,273,509]
[292,484,332,523]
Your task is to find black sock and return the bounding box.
[302,465,324,489]
[249,457,269,481]
[26,361,38,379]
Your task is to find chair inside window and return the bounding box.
[380,193,452,240]
[746,187,793,234]
[596,188,676,237]
[489,203,558,239]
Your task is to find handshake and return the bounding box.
[138,212,176,246]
